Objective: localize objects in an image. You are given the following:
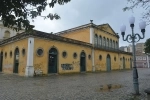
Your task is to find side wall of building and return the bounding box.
[59,28,90,43]
[0,36,132,76]
[33,38,92,74]
[119,54,132,69]
[94,49,132,71]
[0,39,28,76]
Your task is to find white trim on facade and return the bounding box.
[25,38,34,77]
[90,26,95,72]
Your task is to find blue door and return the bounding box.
[13,48,19,73]
[80,52,86,72]
[106,54,111,71]
[48,48,58,73]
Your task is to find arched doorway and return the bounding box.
[48,48,58,73]
[13,48,19,73]
[106,54,111,71]
[0,52,3,72]
[123,57,126,69]
[80,52,86,72]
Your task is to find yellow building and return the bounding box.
[0,21,132,76]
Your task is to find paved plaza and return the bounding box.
[0,68,150,100]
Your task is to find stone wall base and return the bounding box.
[25,66,34,77]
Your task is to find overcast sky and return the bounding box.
[30,0,150,47]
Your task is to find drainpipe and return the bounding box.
[90,20,95,72]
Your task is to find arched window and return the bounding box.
[112,40,114,48]
[116,41,118,49]
[103,37,106,47]
[107,38,109,48]
[94,34,98,47]
[113,40,115,48]
[114,41,116,49]
[99,36,102,46]
[109,39,112,48]
[4,30,10,39]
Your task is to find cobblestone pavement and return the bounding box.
[0,68,150,100]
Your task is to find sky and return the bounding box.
[30,0,150,47]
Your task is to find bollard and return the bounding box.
[144,88,150,100]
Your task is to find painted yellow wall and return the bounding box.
[33,38,92,74]
[119,54,132,69]
[0,36,132,76]
[60,25,118,45]
[60,28,90,43]
[0,23,132,76]
[94,49,132,71]
[0,39,28,76]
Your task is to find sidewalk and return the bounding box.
[0,68,149,100]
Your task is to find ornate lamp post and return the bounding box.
[120,16,146,95]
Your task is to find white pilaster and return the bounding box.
[90,26,95,72]
[25,38,34,77]
[90,27,94,44]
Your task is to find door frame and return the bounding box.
[80,51,86,72]
[13,48,19,73]
[48,47,58,74]
[106,54,111,71]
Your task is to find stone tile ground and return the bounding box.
[0,68,150,100]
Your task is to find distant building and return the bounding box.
[119,42,149,68]
[136,51,150,68]
[135,43,145,53]
[0,20,24,41]
[128,44,132,52]
[119,46,130,52]
[120,43,145,53]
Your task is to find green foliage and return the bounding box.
[0,0,71,32]
[144,38,150,53]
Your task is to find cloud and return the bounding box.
[30,0,150,46]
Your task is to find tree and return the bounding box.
[0,0,71,31]
[144,38,150,53]
[123,0,150,25]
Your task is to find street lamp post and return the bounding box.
[120,16,146,95]
[146,53,150,68]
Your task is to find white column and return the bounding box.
[90,26,95,72]
[90,27,94,44]
[25,38,34,77]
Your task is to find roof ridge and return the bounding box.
[54,23,91,35]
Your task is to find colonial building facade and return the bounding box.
[0,21,132,76]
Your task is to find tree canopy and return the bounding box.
[123,0,150,25]
[144,38,150,53]
[0,0,71,31]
